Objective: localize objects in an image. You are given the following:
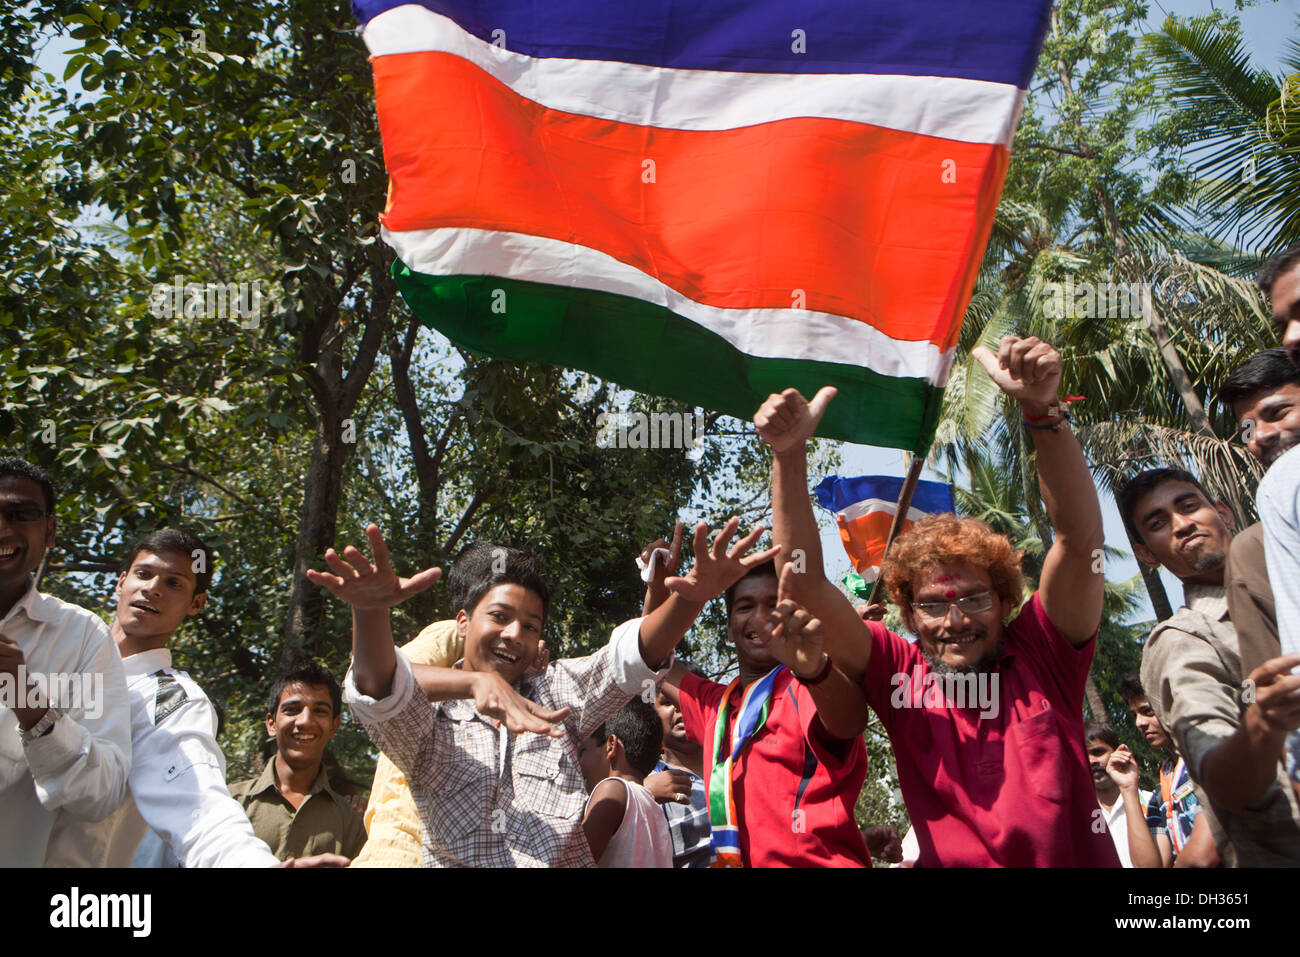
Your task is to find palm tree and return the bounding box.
[1144,14,1300,256]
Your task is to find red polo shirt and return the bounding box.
[861,592,1119,867]
[678,668,871,868]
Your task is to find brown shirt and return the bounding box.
[229,756,367,861]
[1225,522,1279,677]
[1141,584,1300,866]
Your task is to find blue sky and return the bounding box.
[817,0,1299,624]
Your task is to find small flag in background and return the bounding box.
[814,474,955,584]
[352,0,1053,451]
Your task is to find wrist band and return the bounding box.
[1023,410,1072,431]
[795,655,833,686]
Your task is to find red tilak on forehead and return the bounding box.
[945,589,956,598]
[933,573,959,584]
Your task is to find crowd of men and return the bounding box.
[3,244,1300,868]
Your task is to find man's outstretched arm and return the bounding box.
[972,337,1104,646]
[756,387,875,682]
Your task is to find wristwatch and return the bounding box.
[19,708,60,743]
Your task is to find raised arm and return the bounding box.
[1106,744,1168,868]
[755,387,876,682]
[305,524,441,699]
[972,337,1104,646]
[639,518,779,670]
[639,522,682,618]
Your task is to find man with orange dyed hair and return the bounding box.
[759,335,1119,867]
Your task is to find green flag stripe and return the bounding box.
[394,267,944,450]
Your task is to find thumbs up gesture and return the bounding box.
[753,386,838,453]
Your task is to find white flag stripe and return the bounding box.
[836,498,933,525]
[385,225,956,383]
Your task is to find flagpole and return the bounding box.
[864,454,927,607]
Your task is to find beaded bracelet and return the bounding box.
[795,654,834,686]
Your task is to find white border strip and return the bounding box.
[364,5,1024,145]
[837,498,931,524]
[384,225,955,385]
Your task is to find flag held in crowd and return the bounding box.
[353,0,1053,450]
[815,473,955,583]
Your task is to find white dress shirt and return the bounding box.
[0,578,132,866]
[1258,444,1300,659]
[100,648,278,867]
[1099,789,1153,868]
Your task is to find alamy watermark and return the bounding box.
[0,667,104,719]
[148,275,262,327]
[595,411,706,449]
[889,666,999,719]
[1042,278,1150,320]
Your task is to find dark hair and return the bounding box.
[605,698,663,779]
[724,559,778,619]
[458,546,549,624]
[1117,468,1209,544]
[1216,349,1300,416]
[1118,673,1146,707]
[0,457,55,513]
[447,541,505,616]
[121,529,213,595]
[1259,243,1300,298]
[589,723,606,744]
[268,661,342,719]
[1085,721,1119,749]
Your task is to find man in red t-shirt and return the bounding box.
[655,549,873,867]
[757,335,1120,867]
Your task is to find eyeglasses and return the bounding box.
[0,504,46,524]
[912,591,995,622]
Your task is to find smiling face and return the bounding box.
[1130,481,1234,586]
[459,583,545,684]
[728,572,780,678]
[902,561,1009,675]
[266,681,340,771]
[0,476,54,600]
[1233,383,1300,468]
[114,549,206,647]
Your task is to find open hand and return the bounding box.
[472,670,571,738]
[306,524,441,610]
[971,336,1062,409]
[663,518,780,604]
[753,387,838,454]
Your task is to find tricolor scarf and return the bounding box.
[707,666,786,867]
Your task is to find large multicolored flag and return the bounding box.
[815,474,955,586]
[353,0,1052,449]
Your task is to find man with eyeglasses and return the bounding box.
[758,335,1120,866]
[0,457,132,866]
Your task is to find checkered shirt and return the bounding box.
[345,618,666,867]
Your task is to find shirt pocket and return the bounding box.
[1006,706,1070,805]
[426,748,494,855]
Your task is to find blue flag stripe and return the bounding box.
[814,475,956,514]
[353,0,1052,88]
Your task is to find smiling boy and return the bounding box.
[229,663,367,860]
[316,522,775,867]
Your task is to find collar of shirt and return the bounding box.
[121,647,173,678]
[0,575,58,630]
[247,755,338,803]
[1183,583,1229,621]
[438,667,541,779]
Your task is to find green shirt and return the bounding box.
[229,756,367,861]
